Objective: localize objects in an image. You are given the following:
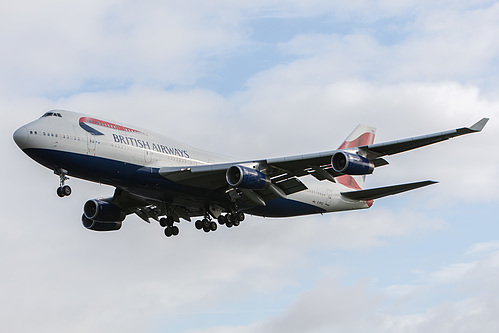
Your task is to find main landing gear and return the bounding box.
[194,203,245,233]
[217,211,245,228]
[55,168,71,198]
[156,202,245,238]
[159,216,179,238]
[194,218,218,233]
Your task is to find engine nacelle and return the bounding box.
[83,199,126,222]
[82,215,122,231]
[331,151,374,175]
[226,165,270,189]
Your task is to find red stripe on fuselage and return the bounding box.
[79,117,140,133]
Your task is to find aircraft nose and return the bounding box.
[13,126,29,149]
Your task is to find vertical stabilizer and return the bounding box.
[336,124,377,189]
[338,124,377,149]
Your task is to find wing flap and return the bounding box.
[275,177,308,195]
[341,180,438,201]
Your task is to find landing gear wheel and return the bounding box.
[172,226,179,236]
[217,215,227,225]
[62,185,72,196]
[210,221,217,231]
[164,225,179,237]
[236,211,244,222]
[57,185,72,197]
[202,218,210,229]
[195,220,203,230]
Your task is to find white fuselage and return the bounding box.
[14,110,370,217]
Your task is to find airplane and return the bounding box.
[13,110,488,238]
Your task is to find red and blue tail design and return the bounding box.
[336,124,376,190]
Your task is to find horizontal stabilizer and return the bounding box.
[341,180,438,201]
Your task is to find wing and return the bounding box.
[105,188,198,223]
[159,162,309,207]
[158,118,488,206]
[264,117,489,171]
[361,118,489,159]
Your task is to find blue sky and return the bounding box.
[2,1,499,332]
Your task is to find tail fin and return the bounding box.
[336,124,377,190]
[338,124,376,149]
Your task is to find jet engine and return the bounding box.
[331,151,374,175]
[82,199,125,231]
[226,165,270,189]
[82,215,122,231]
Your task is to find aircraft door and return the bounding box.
[326,188,340,208]
[326,189,333,207]
[144,148,153,164]
[86,133,96,155]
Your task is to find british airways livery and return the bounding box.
[13,110,488,238]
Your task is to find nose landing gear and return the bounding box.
[55,168,71,197]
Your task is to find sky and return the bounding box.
[2,1,499,332]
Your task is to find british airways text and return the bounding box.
[113,134,190,158]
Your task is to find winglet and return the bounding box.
[469,118,489,132]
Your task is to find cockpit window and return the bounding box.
[41,111,63,118]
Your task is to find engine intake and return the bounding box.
[226,165,269,189]
[83,199,125,222]
[332,151,374,175]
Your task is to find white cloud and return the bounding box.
[0,1,247,97]
[4,0,499,98]
[3,1,499,332]
[185,242,499,333]
[465,241,499,256]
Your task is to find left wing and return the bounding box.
[261,117,489,173]
[158,118,488,204]
[361,117,489,160]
